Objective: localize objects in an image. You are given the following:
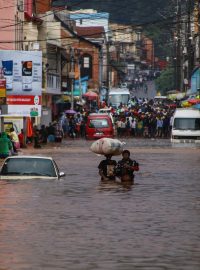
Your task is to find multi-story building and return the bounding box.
[109,23,143,85]
[0,0,24,50]
[190,0,200,94]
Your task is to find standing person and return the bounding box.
[130,118,137,137]
[98,154,117,182]
[120,118,126,137]
[116,118,122,137]
[18,129,25,148]
[33,125,41,148]
[60,113,69,138]
[54,121,64,143]
[9,127,20,153]
[47,122,55,143]
[137,118,143,137]
[39,125,48,144]
[156,117,163,138]
[80,119,86,138]
[68,116,76,138]
[116,150,139,184]
[0,132,13,159]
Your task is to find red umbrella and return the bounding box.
[188,98,200,105]
[83,91,98,100]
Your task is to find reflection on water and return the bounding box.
[0,139,200,270]
[97,181,135,193]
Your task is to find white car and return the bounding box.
[0,156,65,180]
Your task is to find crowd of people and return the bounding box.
[55,96,176,140]
[31,96,177,143]
[126,70,161,92]
[112,97,175,139]
[0,96,177,158]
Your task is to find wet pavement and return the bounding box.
[0,138,200,270]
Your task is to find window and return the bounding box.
[17,0,24,12]
[89,119,109,128]
[109,94,130,105]
[83,57,90,68]
[174,118,200,130]
[1,158,57,177]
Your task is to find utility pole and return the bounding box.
[69,48,75,110]
[78,57,82,101]
[106,41,110,91]
[175,0,182,91]
[187,0,193,80]
[99,47,103,94]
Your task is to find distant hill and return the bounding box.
[52,0,172,25]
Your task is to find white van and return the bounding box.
[108,87,130,108]
[171,108,200,143]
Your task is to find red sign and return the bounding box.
[7,95,41,105]
[24,0,33,20]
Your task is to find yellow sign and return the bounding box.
[0,79,6,97]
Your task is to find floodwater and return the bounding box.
[0,139,200,270]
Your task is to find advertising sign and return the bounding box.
[2,60,13,90]
[0,78,6,105]
[0,79,6,97]
[0,50,42,116]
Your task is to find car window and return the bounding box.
[1,158,57,177]
[89,119,109,128]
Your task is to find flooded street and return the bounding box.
[0,139,200,270]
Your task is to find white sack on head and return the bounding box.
[90,138,125,156]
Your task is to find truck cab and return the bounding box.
[108,87,130,108]
[171,108,200,143]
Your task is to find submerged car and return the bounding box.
[0,156,65,180]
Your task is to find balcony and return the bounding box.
[46,72,61,94]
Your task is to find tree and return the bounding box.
[155,67,175,94]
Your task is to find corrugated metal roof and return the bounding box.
[76,26,104,38]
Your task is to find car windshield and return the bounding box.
[174,118,200,130]
[1,158,57,177]
[89,119,109,128]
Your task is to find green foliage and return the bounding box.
[144,23,173,60]
[155,67,175,95]
[54,0,171,24]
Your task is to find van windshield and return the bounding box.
[174,118,200,130]
[109,94,129,106]
[89,119,109,128]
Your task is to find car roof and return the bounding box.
[4,156,53,160]
[99,108,112,111]
[89,113,110,117]
[88,114,111,119]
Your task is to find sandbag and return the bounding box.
[90,138,124,156]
